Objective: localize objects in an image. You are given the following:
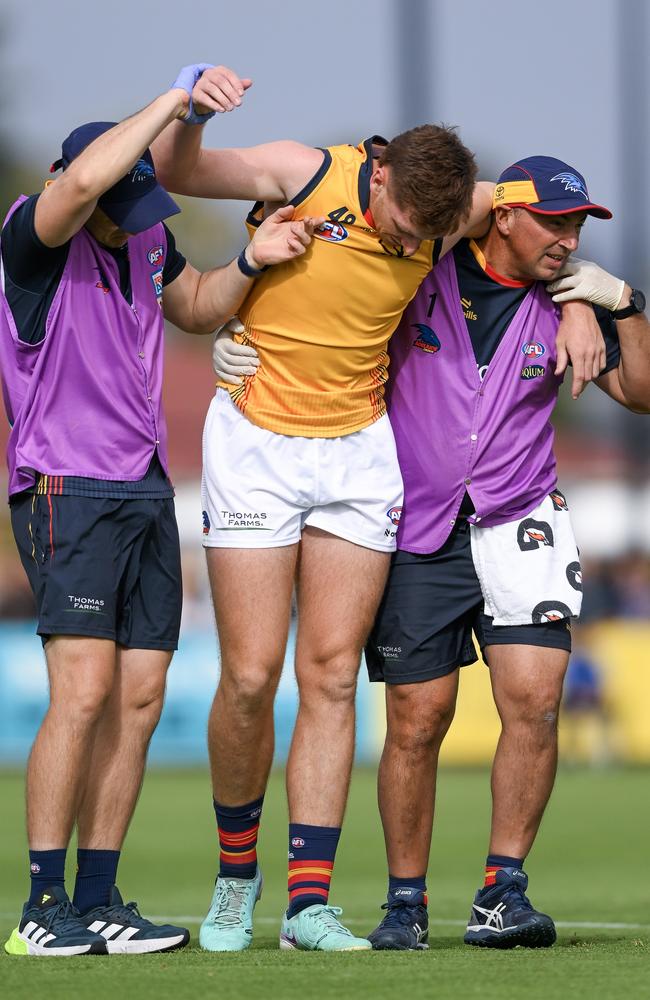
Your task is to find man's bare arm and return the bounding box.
[151,64,324,204]
[35,89,189,248]
[596,299,650,413]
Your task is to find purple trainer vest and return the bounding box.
[387,250,563,554]
[0,196,169,496]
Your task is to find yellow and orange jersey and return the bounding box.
[219,137,441,437]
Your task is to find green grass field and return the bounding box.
[1,767,648,999]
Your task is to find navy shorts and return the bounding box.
[366,519,571,685]
[11,493,182,650]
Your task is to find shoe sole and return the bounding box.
[370,940,429,951]
[104,931,190,955]
[464,920,556,949]
[4,928,107,957]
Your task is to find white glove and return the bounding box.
[547,257,625,312]
[212,318,260,384]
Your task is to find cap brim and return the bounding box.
[100,184,181,234]
[524,200,612,220]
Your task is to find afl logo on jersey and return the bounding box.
[315,221,348,242]
[522,342,546,358]
[387,506,402,526]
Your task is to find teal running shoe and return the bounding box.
[280,904,371,951]
[199,868,263,952]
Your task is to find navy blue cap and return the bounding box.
[493,156,611,219]
[51,121,180,234]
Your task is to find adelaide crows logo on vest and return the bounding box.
[517,519,554,550]
[532,600,572,623]
[566,561,582,592]
[94,266,110,294]
[315,221,348,242]
[412,323,441,354]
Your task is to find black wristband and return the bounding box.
[237,248,269,278]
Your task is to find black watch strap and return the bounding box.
[612,288,646,320]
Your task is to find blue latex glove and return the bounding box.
[171,63,215,125]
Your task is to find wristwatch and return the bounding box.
[612,288,646,320]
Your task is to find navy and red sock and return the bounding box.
[483,854,524,887]
[214,795,264,880]
[287,823,341,918]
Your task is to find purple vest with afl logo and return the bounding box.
[0,195,169,496]
[387,249,563,554]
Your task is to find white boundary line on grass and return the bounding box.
[1,913,648,931]
[148,916,650,931]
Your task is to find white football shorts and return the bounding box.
[201,390,404,551]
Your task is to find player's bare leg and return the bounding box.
[485,643,568,858]
[378,672,459,878]
[75,647,171,850]
[206,544,299,805]
[27,636,117,849]
[201,545,298,952]
[278,527,388,950]
[463,643,567,949]
[288,527,390,827]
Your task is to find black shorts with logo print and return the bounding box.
[365,519,571,685]
[10,492,182,649]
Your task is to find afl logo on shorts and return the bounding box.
[147,245,164,265]
[315,221,348,242]
[291,837,305,848]
[387,506,402,526]
[532,600,572,624]
[522,341,546,358]
[202,510,210,535]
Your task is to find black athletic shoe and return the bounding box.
[81,885,190,954]
[464,867,556,949]
[4,886,108,956]
[367,887,429,951]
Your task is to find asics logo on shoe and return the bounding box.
[469,902,507,932]
[394,889,414,897]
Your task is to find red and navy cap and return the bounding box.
[50,121,180,234]
[492,156,612,219]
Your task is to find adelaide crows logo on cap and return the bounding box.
[550,172,588,200]
[532,600,572,623]
[566,561,583,592]
[517,518,554,551]
[132,158,155,183]
[412,323,441,354]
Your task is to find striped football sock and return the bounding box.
[214,795,264,880]
[287,823,341,918]
[484,854,524,887]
